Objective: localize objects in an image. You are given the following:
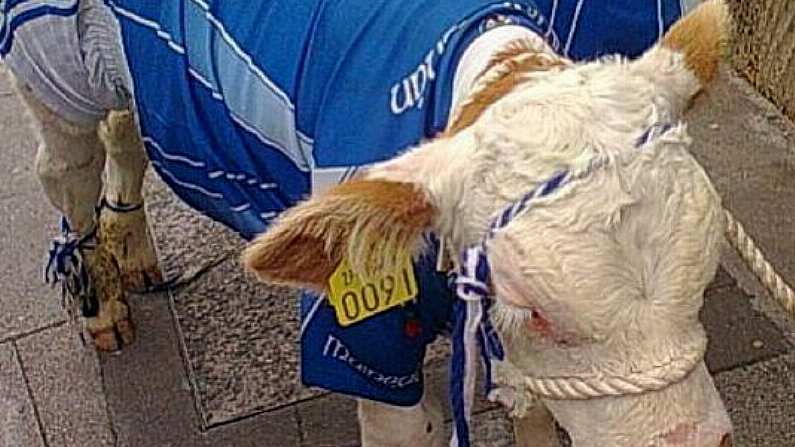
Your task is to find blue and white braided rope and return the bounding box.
[44,216,98,319]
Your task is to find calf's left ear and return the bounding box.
[661,0,730,86]
[242,179,437,292]
[633,0,730,113]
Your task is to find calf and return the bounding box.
[3,0,736,444]
[243,2,734,446]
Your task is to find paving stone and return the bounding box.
[100,293,300,447]
[0,193,63,341]
[0,342,43,447]
[297,394,359,447]
[0,94,64,341]
[203,408,300,447]
[707,266,737,293]
[173,257,319,426]
[144,173,322,425]
[688,70,795,320]
[715,353,795,446]
[702,284,792,373]
[144,172,245,281]
[101,292,205,447]
[15,324,114,447]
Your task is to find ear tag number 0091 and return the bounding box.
[327,257,418,327]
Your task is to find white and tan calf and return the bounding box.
[244,2,734,446]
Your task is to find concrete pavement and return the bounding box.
[1,60,795,447]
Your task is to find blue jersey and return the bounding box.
[105,0,690,407]
[107,0,544,239]
[106,0,688,240]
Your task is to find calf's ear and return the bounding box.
[242,179,437,292]
[632,0,729,114]
[661,0,730,86]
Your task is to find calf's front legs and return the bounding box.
[14,79,140,351]
[357,387,559,446]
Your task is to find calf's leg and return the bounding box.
[15,79,104,235]
[357,391,446,447]
[14,77,133,351]
[98,110,162,291]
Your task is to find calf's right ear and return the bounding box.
[242,179,437,293]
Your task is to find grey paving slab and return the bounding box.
[173,256,318,427]
[0,342,44,447]
[204,408,299,447]
[100,292,301,447]
[709,266,737,292]
[101,292,205,447]
[688,71,795,318]
[143,172,245,281]
[702,283,792,373]
[716,353,795,446]
[0,92,64,341]
[15,324,115,447]
[144,174,322,427]
[297,393,359,447]
[0,193,63,341]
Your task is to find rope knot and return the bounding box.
[44,216,98,318]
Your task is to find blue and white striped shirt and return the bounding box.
[105,0,691,239]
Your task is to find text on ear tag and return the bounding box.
[327,257,418,327]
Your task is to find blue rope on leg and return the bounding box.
[44,216,99,319]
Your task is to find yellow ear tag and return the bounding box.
[327,256,418,327]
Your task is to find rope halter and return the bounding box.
[447,122,710,447]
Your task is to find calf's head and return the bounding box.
[244,2,732,445]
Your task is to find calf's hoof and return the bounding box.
[83,246,137,351]
[99,207,163,291]
[89,318,136,352]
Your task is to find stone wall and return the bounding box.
[729,0,795,121]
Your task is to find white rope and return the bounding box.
[523,344,705,400]
[491,340,705,417]
[724,209,795,317]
